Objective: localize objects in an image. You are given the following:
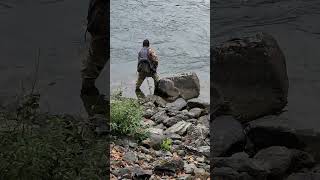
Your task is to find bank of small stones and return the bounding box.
[110,96,210,180]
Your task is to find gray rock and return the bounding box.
[164,121,192,136]
[142,128,166,150]
[211,167,241,180]
[166,133,182,141]
[254,146,293,177]
[141,119,156,127]
[124,151,138,163]
[212,32,289,122]
[155,72,200,100]
[286,172,320,180]
[187,98,210,110]
[163,116,183,127]
[151,111,169,123]
[143,108,157,119]
[173,140,182,145]
[198,115,210,127]
[184,124,209,147]
[188,108,203,119]
[246,114,320,160]
[145,95,168,108]
[177,150,186,156]
[166,98,187,111]
[184,163,197,174]
[155,78,180,100]
[132,168,153,180]
[154,159,184,176]
[254,146,315,177]
[177,174,192,180]
[211,116,245,157]
[154,123,166,129]
[198,146,210,157]
[213,155,269,177]
[148,127,164,136]
[186,118,197,124]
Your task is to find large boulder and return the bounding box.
[211,116,246,157]
[155,72,200,100]
[212,32,289,122]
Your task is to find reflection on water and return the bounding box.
[110,0,210,100]
[0,0,108,115]
[213,0,320,129]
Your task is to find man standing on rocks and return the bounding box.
[136,39,160,91]
[80,0,109,135]
[81,0,108,96]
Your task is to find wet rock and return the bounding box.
[187,108,203,118]
[151,111,169,124]
[153,159,184,176]
[286,172,320,180]
[246,114,320,160]
[211,116,245,157]
[164,121,192,136]
[212,32,289,122]
[166,98,187,111]
[187,98,210,110]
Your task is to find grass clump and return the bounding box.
[160,138,173,151]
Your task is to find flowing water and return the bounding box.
[1,0,319,125]
[110,0,210,100]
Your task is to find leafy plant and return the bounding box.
[160,138,173,151]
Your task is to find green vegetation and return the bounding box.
[0,94,108,179]
[160,138,173,151]
[110,89,149,141]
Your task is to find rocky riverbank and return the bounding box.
[110,95,210,180]
[211,32,320,180]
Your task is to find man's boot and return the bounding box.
[81,78,99,96]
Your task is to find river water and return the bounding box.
[110,0,210,100]
[1,0,319,126]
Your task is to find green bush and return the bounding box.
[110,98,146,139]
